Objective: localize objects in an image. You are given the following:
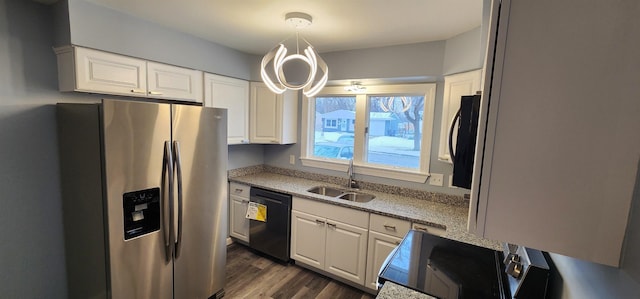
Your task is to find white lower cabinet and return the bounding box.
[228,183,250,243]
[325,219,368,284]
[364,214,411,291]
[291,197,369,285]
[365,231,402,290]
[290,197,447,291]
[291,210,326,268]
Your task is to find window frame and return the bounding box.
[300,83,436,183]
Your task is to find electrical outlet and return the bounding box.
[429,173,444,186]
[289,154,296,165]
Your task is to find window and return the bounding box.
[367,96,424,169]
[300,83,436,182]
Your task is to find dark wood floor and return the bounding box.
[225,243,376,299]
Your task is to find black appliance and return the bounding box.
[449,94,481,189]
[248,187,292,262]
[378,230,551,299]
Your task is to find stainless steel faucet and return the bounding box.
[347,159,359,189]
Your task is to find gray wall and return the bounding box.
[1,0,67,297]
[443,26,484,75]
[228,144,264,170]
[64,0,254,80]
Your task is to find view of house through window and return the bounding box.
[367,96,424,168]
[313,97,356,159]
[302,83,435,181]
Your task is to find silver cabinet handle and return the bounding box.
[315,219,325,225]
[383,224,397,231]
[149,91,163,95]
[327,222,337,228]
[234,188,243,193]
[414,226,427,232]
[414,226,428,232]
[131,89,146,94]
[241,200,249,204]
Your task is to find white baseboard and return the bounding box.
[226,237,233,246]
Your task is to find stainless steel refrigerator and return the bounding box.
[57,99,228,299]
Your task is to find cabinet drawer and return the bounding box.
[369,214,411,239]
[412,223,446,237]
[229,182,250,198]
[293,197,369,229]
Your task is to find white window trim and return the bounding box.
[300,83,437,183]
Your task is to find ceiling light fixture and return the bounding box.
[344,81,367,93]
[261,12,328,98]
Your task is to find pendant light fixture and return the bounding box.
[379,96,413,112]
[261,12,328,97]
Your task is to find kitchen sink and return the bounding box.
[339,192,375,203]
[307,186,344,197]
[307,186,376,203]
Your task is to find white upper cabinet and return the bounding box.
[438,69,482,163]
[470,0,640,267]
[55,46,203,103]
[249,82,298,144]
[147,62,203,102]
[204,74,250,144]
[58,46,147,96]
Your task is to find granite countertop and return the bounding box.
[376,282,435,299]
[229,171,501,250]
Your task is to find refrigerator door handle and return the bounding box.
[162,140,175,262]
[448,107,462,163]
[173,141,184,259]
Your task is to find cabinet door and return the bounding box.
[74,47,147,96]
[325,219,368,285]
[250,82,281,143]
[249,82,298,144]
[438,69,482,163]
[291,210,326,269]
[204,74,249,144]
[471,0,640,266]
[229,195,249,243]
[147,62,203,102]
[364,231,401,290]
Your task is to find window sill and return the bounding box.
[300,157,430,183]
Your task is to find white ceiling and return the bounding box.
[83,0,483,55]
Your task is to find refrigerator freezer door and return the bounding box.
[102,100,173,299]
[172,105,228,298]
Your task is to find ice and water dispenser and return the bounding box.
[123,187,161,240]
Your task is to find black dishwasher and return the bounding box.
[248,187,291,262]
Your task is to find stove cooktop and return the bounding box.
[379,230,552,299]
[378,230,508,299]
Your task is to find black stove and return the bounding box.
[378,230,550,299]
